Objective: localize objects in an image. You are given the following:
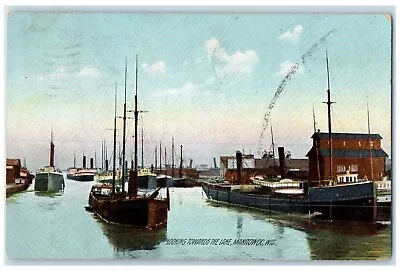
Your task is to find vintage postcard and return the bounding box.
[4,8,392,263]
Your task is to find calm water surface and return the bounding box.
[6,177,392,261]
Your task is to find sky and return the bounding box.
[5,10,392,171]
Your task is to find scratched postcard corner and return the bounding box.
[5,9,392,263]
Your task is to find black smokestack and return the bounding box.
[50,142,55,168]
[83,155,87,169]
[189,159,193,168]
[236,150,242,185]
[105,159,109,171]
[278,147,286,178]
[90,158,94,169]
[213,157,217,168]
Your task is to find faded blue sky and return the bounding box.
[6,12,392,171]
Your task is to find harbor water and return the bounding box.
[6,177,392,262]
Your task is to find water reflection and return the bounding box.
[34,191,64,197]
[98,220,167,252]
[205,198,392,260]
[304,220,392,260]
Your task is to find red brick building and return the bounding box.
[306,132,388,182]
[6,159,21,184]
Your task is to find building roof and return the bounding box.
[6,159,21,167]
[311,132,383,140]
[318,149,389,158]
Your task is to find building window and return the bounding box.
[337,165,346,173]
[370,141,374,147]
[350,164,358,172]
[346,176,349,182]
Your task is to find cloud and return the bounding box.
[276,61,303,78]
[142,61,167,75]
[205,37,259,77]
[155,82,200,97]
[76,67,100,78]
[38,66,100,81]
[279,25,303,44]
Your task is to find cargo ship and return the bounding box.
[87,56,169,229]
[35,132,65,192]
[67,153,96,182]
[203,51,385,222]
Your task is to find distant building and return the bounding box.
[220,153,309,183]
[306,132,389,181]
[6,159,21,184]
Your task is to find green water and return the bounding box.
[5,177,392,261]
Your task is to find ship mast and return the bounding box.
[155,144,158,173]
[121,58,128,195]
[367,102,374,180]
[141,126,144,169]
[172,137,175,178]
[112,83,117,195]
[160,142,162,174]
[323,50,334,181]
[134,54,139,197]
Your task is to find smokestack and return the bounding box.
[50,142,55,168]
[213,157,217,168]
[105,159,109,171]
[83,155,87,169]
[189,159,193,168]
[236,150,243,185]
[90,158,94,169]
[179,145,183,178]
[278,147,286,178]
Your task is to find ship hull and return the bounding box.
[202,183,308,214]
[203,181,377,221]
[308,181,376,221]
[34,172,65,192]
[67,174,94,182]
[88,193,168,229]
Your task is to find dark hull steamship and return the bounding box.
[35,132,65,193]
[87,56,169,229]
[203,52,389,222]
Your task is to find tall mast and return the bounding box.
[367,102,374,180]
[121,58,127,195]
[134,54,139,196]
[159,142,162,173]
[73,150,76,168]
[179,144,183,178]
[112,83,117,195]
[155,144,158,173]
[313,107,321,183]
[172,137,175,178]
[323,50,334,181]
[101,140,104,170]
[164,147,167,174]
[141,126,144,169]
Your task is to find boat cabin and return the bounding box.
[336,170,358,184]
